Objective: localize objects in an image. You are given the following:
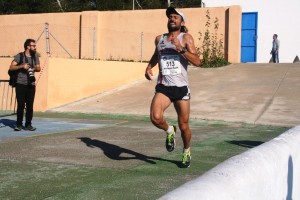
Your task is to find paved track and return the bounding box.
[2,63,299,141]
[0,63,296,199]
[0,116,117,141]
[51,63,300,127]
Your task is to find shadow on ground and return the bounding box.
[227,140,264,148]
[78,137,181,167]
[0,118,15,129]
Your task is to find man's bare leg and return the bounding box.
[150,93,172,131]
[174,100,192,167]
[174,100,191,149]
[150,93,177,152]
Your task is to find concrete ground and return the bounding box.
[0,63,297,199]
[2,63,299,145]
[52,63,300,127]
[0,116,119,141]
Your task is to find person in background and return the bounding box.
[9,39,41,131]
[270,34,280,63]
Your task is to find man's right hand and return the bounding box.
[23,63,30,70]
[145,66,153,80]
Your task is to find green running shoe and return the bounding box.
[181,150,191,168]
[165,125,176,152]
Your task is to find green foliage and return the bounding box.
[0,0,61,14]
[197,10,230,68]
[0,0,204,14]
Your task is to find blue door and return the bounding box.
[241,12,258,62]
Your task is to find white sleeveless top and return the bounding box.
[156,32,189,87]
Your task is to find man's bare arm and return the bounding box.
[145,36,160,80]
[9,60,27,71]
[10,60,41,72]
[182,34,201,67]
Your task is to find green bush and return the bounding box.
[197,10,230,68]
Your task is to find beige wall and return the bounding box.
[44,58,152,110]
[0,57,157,111]
[0,6,241,111]
[0,6,241,63]
[227,6,242,62]
[81,6,241,63]
[0,12,81,58]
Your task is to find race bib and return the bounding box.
[160,54,181,75]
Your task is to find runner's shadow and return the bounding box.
[78,137,181,167]
[227,140,264,148]
[0,118,16,129]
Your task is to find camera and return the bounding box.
[27,67,36,83]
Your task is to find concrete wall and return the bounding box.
[0,6,242,63]
[0,6,242,111]
[206,0,300,63]
[82,6,241,63]
[159,126,300,200]
[0,12,81,58]
[0,57,157,111]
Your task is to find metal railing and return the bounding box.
[0,23,147,62]
[0,80,16,117]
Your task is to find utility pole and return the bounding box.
[56,0,64,12]
[133,0,135,10]
[168,0,171,7]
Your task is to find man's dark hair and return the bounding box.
[181,26,188,33]
[24,39,35,50]
[274,34,278,38]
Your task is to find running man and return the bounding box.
[145,7,201,168]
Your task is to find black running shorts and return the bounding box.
[155,84,190,102]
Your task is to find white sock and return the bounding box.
[183,148,190,154]
[166,125,173,134]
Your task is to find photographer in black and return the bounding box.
[9,39,41,131]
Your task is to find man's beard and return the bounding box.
[168,23,181,32]
[30,49,36,56]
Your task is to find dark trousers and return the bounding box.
[272,51,279,63]
[15,84,36,126]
